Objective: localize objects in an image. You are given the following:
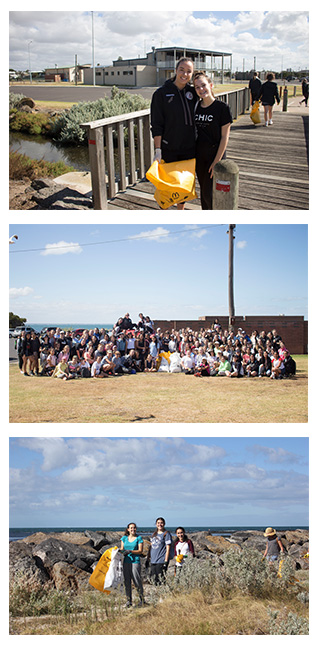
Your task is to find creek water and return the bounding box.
[9,131,90,172]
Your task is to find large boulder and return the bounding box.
[50,561,91,592]
[32,537,99,569]
[285,529,309,545]
[9,541,50,587]
[84,530,122,551]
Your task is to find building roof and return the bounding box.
[152,46,232,56]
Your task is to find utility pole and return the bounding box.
[227,225,236,330]
[92,11,95,87]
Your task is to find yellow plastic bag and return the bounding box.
[146,158,197,209]
[250,101,261,124]
[89,546,121,594]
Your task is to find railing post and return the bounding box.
[128,119,136,184]
[116,122,126,191]
[143,113,153,172]
[105,125,116,199]
[87,126,107,210]
[282,86,288,112]
[212,160,239,210]
[137,118,145,179]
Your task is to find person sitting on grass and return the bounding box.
[145,353,157,372]
[52,359,70,381]
[68,355,80,378]
[181,349,195,374]
[101,349,115,376]
[40,347,57,376]
[270,350,284,379]
[212,352,232,376]
[246,351,259,377]
[227,350,244,378]
[91,354,103,378]
[282,351,296,377]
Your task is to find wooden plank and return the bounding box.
[105,125,116,199]
[87,126,107,210]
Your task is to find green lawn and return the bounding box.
[9,355,307,424]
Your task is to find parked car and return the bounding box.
[12,325,36,338]
[9,328,15,338]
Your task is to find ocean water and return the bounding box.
[9,526,308,542]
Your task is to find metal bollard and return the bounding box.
[212,160,239,210]
[283,86,288,112]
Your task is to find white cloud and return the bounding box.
[9,286,34,297]
[128,227,171,243]
[236,240,247,249]
[9,11,309,74]
[40,241,83,256]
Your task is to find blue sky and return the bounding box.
[9,436,309,528]
[9,9,309,73]
[9,224,308,324]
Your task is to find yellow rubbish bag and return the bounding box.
[250,101,261,124]
[89,546,122,594]
[146,158,197,209]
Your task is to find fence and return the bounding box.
[80,86,250,210]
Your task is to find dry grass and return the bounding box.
[9,587,308,635]
[9,356,307,423]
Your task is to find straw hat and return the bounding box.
[264,527,276,537]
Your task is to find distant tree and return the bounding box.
[9,312,27,328]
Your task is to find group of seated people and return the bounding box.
[17,314,296,380]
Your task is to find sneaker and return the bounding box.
[125,601,132,608]
[269,119,273,125]
[264,121,268,127]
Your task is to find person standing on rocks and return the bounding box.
[120,522,144,608]
[263,527,285,561]
[146,517,172,585]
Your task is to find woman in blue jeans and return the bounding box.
[120,522,144,607]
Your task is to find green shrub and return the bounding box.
[10,111,54,136]
[51,86,150,144]
[268,609,309,635]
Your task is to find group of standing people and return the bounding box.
[119,520,284,608]
[120,518,194,607]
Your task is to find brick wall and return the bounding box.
[153,315,308,354]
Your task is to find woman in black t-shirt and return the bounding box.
[194,72,233,210]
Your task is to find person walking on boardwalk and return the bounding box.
[249,72,262,105]
[299,78,309,106]
[151,57,197,210]
[258,73,280,126]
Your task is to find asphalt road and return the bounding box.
[10,84,156,102]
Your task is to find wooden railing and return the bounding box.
[80,87,250,210]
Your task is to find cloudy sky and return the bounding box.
[9,224,308,324]
[9,8,309,74]
[9,436,309,528]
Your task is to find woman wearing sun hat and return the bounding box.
[263,527,285,561]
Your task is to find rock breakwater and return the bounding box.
[10,528,309,593]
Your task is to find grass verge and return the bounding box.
[9,355,307,423]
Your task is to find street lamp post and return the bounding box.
[28,40,32,84]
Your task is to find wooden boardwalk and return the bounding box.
[107,106,309,210]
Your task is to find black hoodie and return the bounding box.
[151,78,197,155]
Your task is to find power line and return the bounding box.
[9,224,226,254]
